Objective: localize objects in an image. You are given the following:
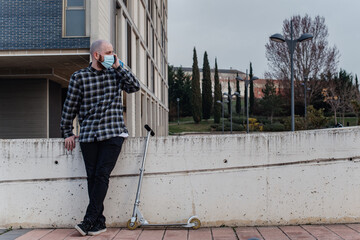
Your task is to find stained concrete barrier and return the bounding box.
[1,127,360,228]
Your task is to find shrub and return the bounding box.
[283,116,306,130]
[256,116,271,125]
[249,118,262,131]
[306,105,328,129]
[216,122,245,132]
[263,122,285,131]
[232,116,246,124]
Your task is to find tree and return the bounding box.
[213,58,222,123]
[168,65,177,120]
[322,80,341,125]
[249,62,255,115]
[265,15,339,107]
[235,73,241,114]
[355,74,359,97]
[202,51,212,120]
[259,80,283,123]
[191,47,202,123]
[323,69,357,125]
[337,69,356,124]
[175,67,192,117]
[182,74,192,117]
[227,78,231,114]
[168,66,192,120]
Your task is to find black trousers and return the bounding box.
[80,137,124,224]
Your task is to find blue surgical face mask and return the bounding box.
[100,54,114,69]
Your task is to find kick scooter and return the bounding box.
[127,124,201,230]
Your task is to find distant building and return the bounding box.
[175,67,281,98]
[0,0,168,138]
[175,67,246,96]
[252,79,283,98]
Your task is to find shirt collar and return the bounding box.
[88,62,106,74]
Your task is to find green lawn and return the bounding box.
[334,117,358,126]
[169,116,359,135]
[169,118,215,134]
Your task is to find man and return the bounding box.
[60,39,140,236]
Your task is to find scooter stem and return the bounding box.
[131,126,153,219]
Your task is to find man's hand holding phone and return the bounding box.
[113,54,124,69]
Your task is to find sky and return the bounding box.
[168,0,360,79]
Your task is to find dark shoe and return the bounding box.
[75,220,92,236]
[88,222,107,236]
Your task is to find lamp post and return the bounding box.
[236,74,258,133]
[270,20,313,131]
[223,92,240,134]
[216,98,229,134]
[176,98,180,125]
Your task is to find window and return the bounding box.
[63,0,86,37]
[127,20,132,68]
[151,62,155,93]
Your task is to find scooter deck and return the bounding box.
[141,223,193,227]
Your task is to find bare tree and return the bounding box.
[337,70,356,124]
[265,15,340,105]
[322,81,341,125]
[323,70,357,125]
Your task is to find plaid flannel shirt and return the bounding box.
[60,63,140,142]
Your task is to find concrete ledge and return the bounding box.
[1,127,360,228]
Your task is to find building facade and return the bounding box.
[0,0,168,138]
[177,67,282,99]
[178,67,247,97]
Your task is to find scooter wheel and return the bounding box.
[190,218,201,229]
[127,219,139,230]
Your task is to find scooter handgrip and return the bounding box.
[144,124,155,136]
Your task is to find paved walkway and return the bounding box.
[2,224,360,240]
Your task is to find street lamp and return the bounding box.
[236,74,259,133]
[223,92,240,134]
[216,98,229,134]
[176,98,180,125]
[270,20,313,131]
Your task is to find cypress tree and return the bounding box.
[213,58,222,123]
[202,51,212,119]
[244,73,247,115]
[236,72,241,114]
[227,78,231,115]
[191,47,202,123]
[249,62,255,115]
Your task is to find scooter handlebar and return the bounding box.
[144,124,155,136]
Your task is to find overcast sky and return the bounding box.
[168,0,360,79]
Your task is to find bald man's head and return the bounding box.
[90,40,113,59]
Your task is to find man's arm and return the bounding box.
[60,75,82,150]
[113,55,140,93]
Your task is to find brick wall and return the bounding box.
[0,0,89,50]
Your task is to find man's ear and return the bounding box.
[94,52,101,61]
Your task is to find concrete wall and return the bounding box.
[1,127,360,228]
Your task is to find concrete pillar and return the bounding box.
[126,93,136,137]
[135,91,142,137]
[141,92,148,136]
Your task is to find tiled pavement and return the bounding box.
[2,224,360,240]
